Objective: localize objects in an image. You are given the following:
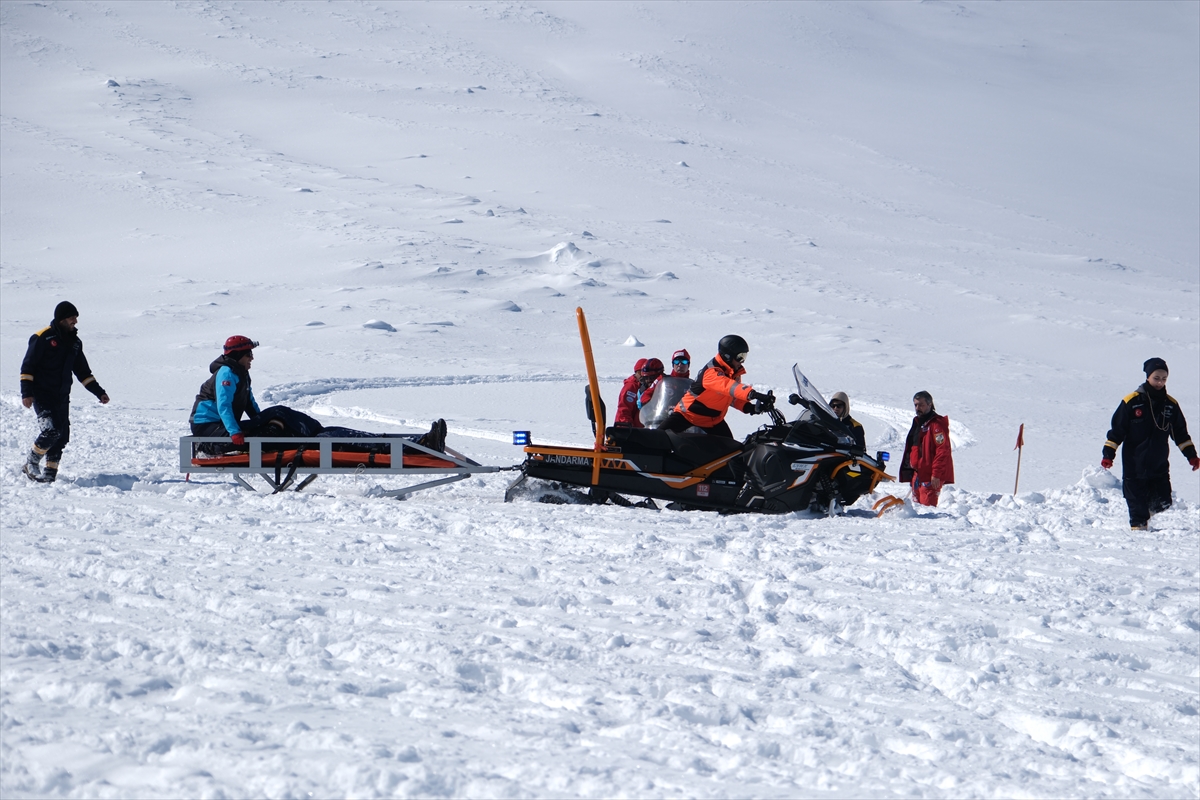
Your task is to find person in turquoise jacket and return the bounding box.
[189,335,261,447]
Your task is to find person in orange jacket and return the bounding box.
[660,335,773,438]
[898,390,954,506]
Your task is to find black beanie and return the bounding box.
[1143,357,1168,376]
[54,301,79,321]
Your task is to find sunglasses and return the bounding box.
[829,401,845,408]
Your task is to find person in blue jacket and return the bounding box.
[189,335,262,448]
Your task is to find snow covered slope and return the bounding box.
[2,2,1197,797]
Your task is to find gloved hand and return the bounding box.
[1190,456,1200,471]
[1100,458,1113,469]
[746,402,763,415]
[231,433,246,446]
[749,389,775,410]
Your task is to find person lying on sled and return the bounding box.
[189,336,446,452]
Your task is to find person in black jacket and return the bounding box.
[1102,357,1199,529]
[828,391,867,451]
[19,301,110,482]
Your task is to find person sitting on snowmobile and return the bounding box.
[669,349,691,379]
[615,358,664,427]
[660,335,773,438]
[613,358,648,428]
[636,358,665,412]
[829,391,867,451]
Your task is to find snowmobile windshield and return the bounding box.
[792,366,841,424]
[639,376,690,429]
[787,366,861,451]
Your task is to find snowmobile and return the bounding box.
[505,309,894,514]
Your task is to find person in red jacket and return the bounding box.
[636,358,665,412]
[660,335,773,437]
[614,358,649,427]
[898,390,954,506]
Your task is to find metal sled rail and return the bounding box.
[179,435,499,497]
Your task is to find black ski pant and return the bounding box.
[32,400,70,463]
[1123,471,1172,527]
[661,411,733,439]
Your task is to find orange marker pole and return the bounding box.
[576,308,605,485]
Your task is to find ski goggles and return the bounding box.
[672,357,689,366]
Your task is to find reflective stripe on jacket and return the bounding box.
[674,354,753,428]
[1103,386,1196,477]
[903,412,954,485]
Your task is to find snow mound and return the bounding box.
[362,319,396,331]
[623,335,644,347]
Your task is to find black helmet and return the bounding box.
[718,334,749,365]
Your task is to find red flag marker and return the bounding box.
[1013,423,1025,494]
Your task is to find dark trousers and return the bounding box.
[32,400,70,462]
[661,411,733,438]
[1123,472,1172,527]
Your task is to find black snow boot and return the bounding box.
[418,419,447,453]
[23,450,44,482]
[42,462,59,483]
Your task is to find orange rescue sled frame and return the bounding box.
[180,435,499,497]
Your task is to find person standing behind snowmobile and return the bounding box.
[189,335,262,447]
[613,358,648,427]
[661,335,773,438]
[898,390,954,506]
[1101,357,1198,530]
[829,391,867,451]
[669,349,691,379]
[20,301,110,483]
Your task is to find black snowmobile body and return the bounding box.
[509,365,892,514]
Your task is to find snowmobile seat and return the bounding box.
[665,431,743,469]
[606,426,674,454]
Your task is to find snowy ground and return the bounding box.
[2,1,1198,798]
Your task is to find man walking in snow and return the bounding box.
[20,301,110,483]
[898,390,954,506]
[1101,357,1199,530]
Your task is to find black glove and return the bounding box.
[747,402,763,415]
[749,389,775,410]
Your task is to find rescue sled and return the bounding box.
[505,309,893,514]
[180,433,498,496]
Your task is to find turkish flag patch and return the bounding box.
[221,380,232,386]
[50,340,58,347]
[1135,409,1143,417]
